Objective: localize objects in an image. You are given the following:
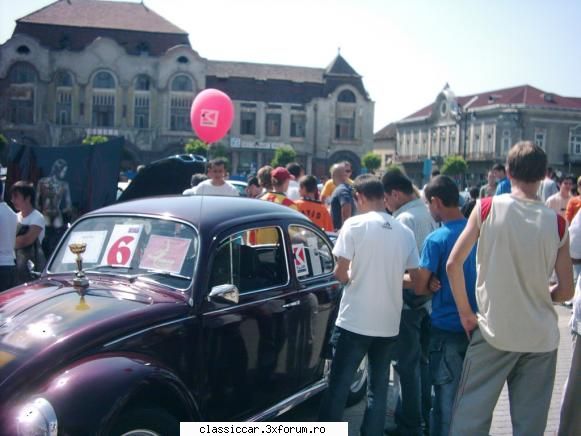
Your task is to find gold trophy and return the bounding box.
[68,242,89,288]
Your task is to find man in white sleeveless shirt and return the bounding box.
[446,141,574,436]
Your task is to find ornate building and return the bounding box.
[0,0,374,176]
[381,84,581,186]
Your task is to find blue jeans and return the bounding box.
[429,327,469,436]
[319,326,398,436]
[394,307,431,436]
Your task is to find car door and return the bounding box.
[288,224,342,389]
[199,225,304,420]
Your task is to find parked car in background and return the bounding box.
[0,195,367,435]
[118,154,206,203]
[229,180,248,197]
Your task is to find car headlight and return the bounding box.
[16,397,57,436]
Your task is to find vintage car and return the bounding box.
[0,195,366,435]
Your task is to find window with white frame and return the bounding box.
[134,74,151,129]
[290,113,306,137]
[501,129,512,153]
[534,128,546,149]
[265,113,281,137]
[170,75,193,131]
[8,62,36,125]
[570,127,581,155]
[92,71,116,128]
[56,71,73,125]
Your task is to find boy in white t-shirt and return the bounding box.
[11,181,46,285]
[319,174,419,436]
[0,180,18,292]
[189,158,239,197]
[446,141,573,436]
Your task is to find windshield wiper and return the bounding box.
[132,269,191,282]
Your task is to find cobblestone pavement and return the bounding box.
[279,305,573,436]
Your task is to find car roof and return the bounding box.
[86,195,311,232]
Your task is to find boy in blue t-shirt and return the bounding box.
[413,175,477,436]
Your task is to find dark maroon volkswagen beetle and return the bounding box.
[0,196,367,435]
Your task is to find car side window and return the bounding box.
[288,225,334,280]
[208,226,288,294]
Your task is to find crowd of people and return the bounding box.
[183,145,579,436]
[1,142,579,435]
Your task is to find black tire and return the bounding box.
[111,407,179,436]
[346,355,368,406]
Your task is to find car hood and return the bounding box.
[0,277,189,393]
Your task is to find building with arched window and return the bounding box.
[375,84,581,187]
[0,0,374,175]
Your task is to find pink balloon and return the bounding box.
[190,89,234,144]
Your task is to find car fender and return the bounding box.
[27,353,200,435]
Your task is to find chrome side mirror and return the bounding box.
[208,284,240,304]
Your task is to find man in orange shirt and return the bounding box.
[565,175,581,223]
[295,175,333,231]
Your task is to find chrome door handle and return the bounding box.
[282,300,301,308]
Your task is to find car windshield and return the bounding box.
[49,216,198,290]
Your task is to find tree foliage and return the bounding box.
[184,138,208,157]
[441,155,467,176]
[361,152,381,173]
[270,145,297,168]
[82,135,108,145]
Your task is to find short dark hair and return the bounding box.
[563,175,577,185]
[381,169,414,195]
[299,175,318,193]
[286,162,302,178]
[11,181,36,204]
[507,141,546,183]
[190,173,208,187]
[424,175,459,207]
[431,169,441,177]
[247,175,260,187]
[354,174,384,200]
[492,163,506,173]
[208,158,227,170]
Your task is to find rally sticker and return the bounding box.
[200,109,219,127]
[292,243,309,277]
[101,224,143,267]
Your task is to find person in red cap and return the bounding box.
[260,167,298,211]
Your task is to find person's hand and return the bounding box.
[459,311,478,340]
[428,276,441,293]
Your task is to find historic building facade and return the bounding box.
[0,0,374,176]
[382,84,581,186]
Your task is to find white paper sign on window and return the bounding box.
[62,230,108,264]
[292,243,309,277]
[101,224,143,267]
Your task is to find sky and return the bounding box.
[1,0,580,132]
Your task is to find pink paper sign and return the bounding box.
[139,235,191,274]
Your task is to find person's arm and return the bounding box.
[413,268,435,295]
[550,235,574,302]
[15,225,42,249]
[446,208,480,338]
[341,203,352,226]
[334,256,350,285]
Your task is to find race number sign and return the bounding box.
[292,243,309,277]
[101,224,143,266]
[139,235,190,274]
[62,230,108,264]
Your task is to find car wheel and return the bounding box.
[112,407,179,436]
[346,354,368,406]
